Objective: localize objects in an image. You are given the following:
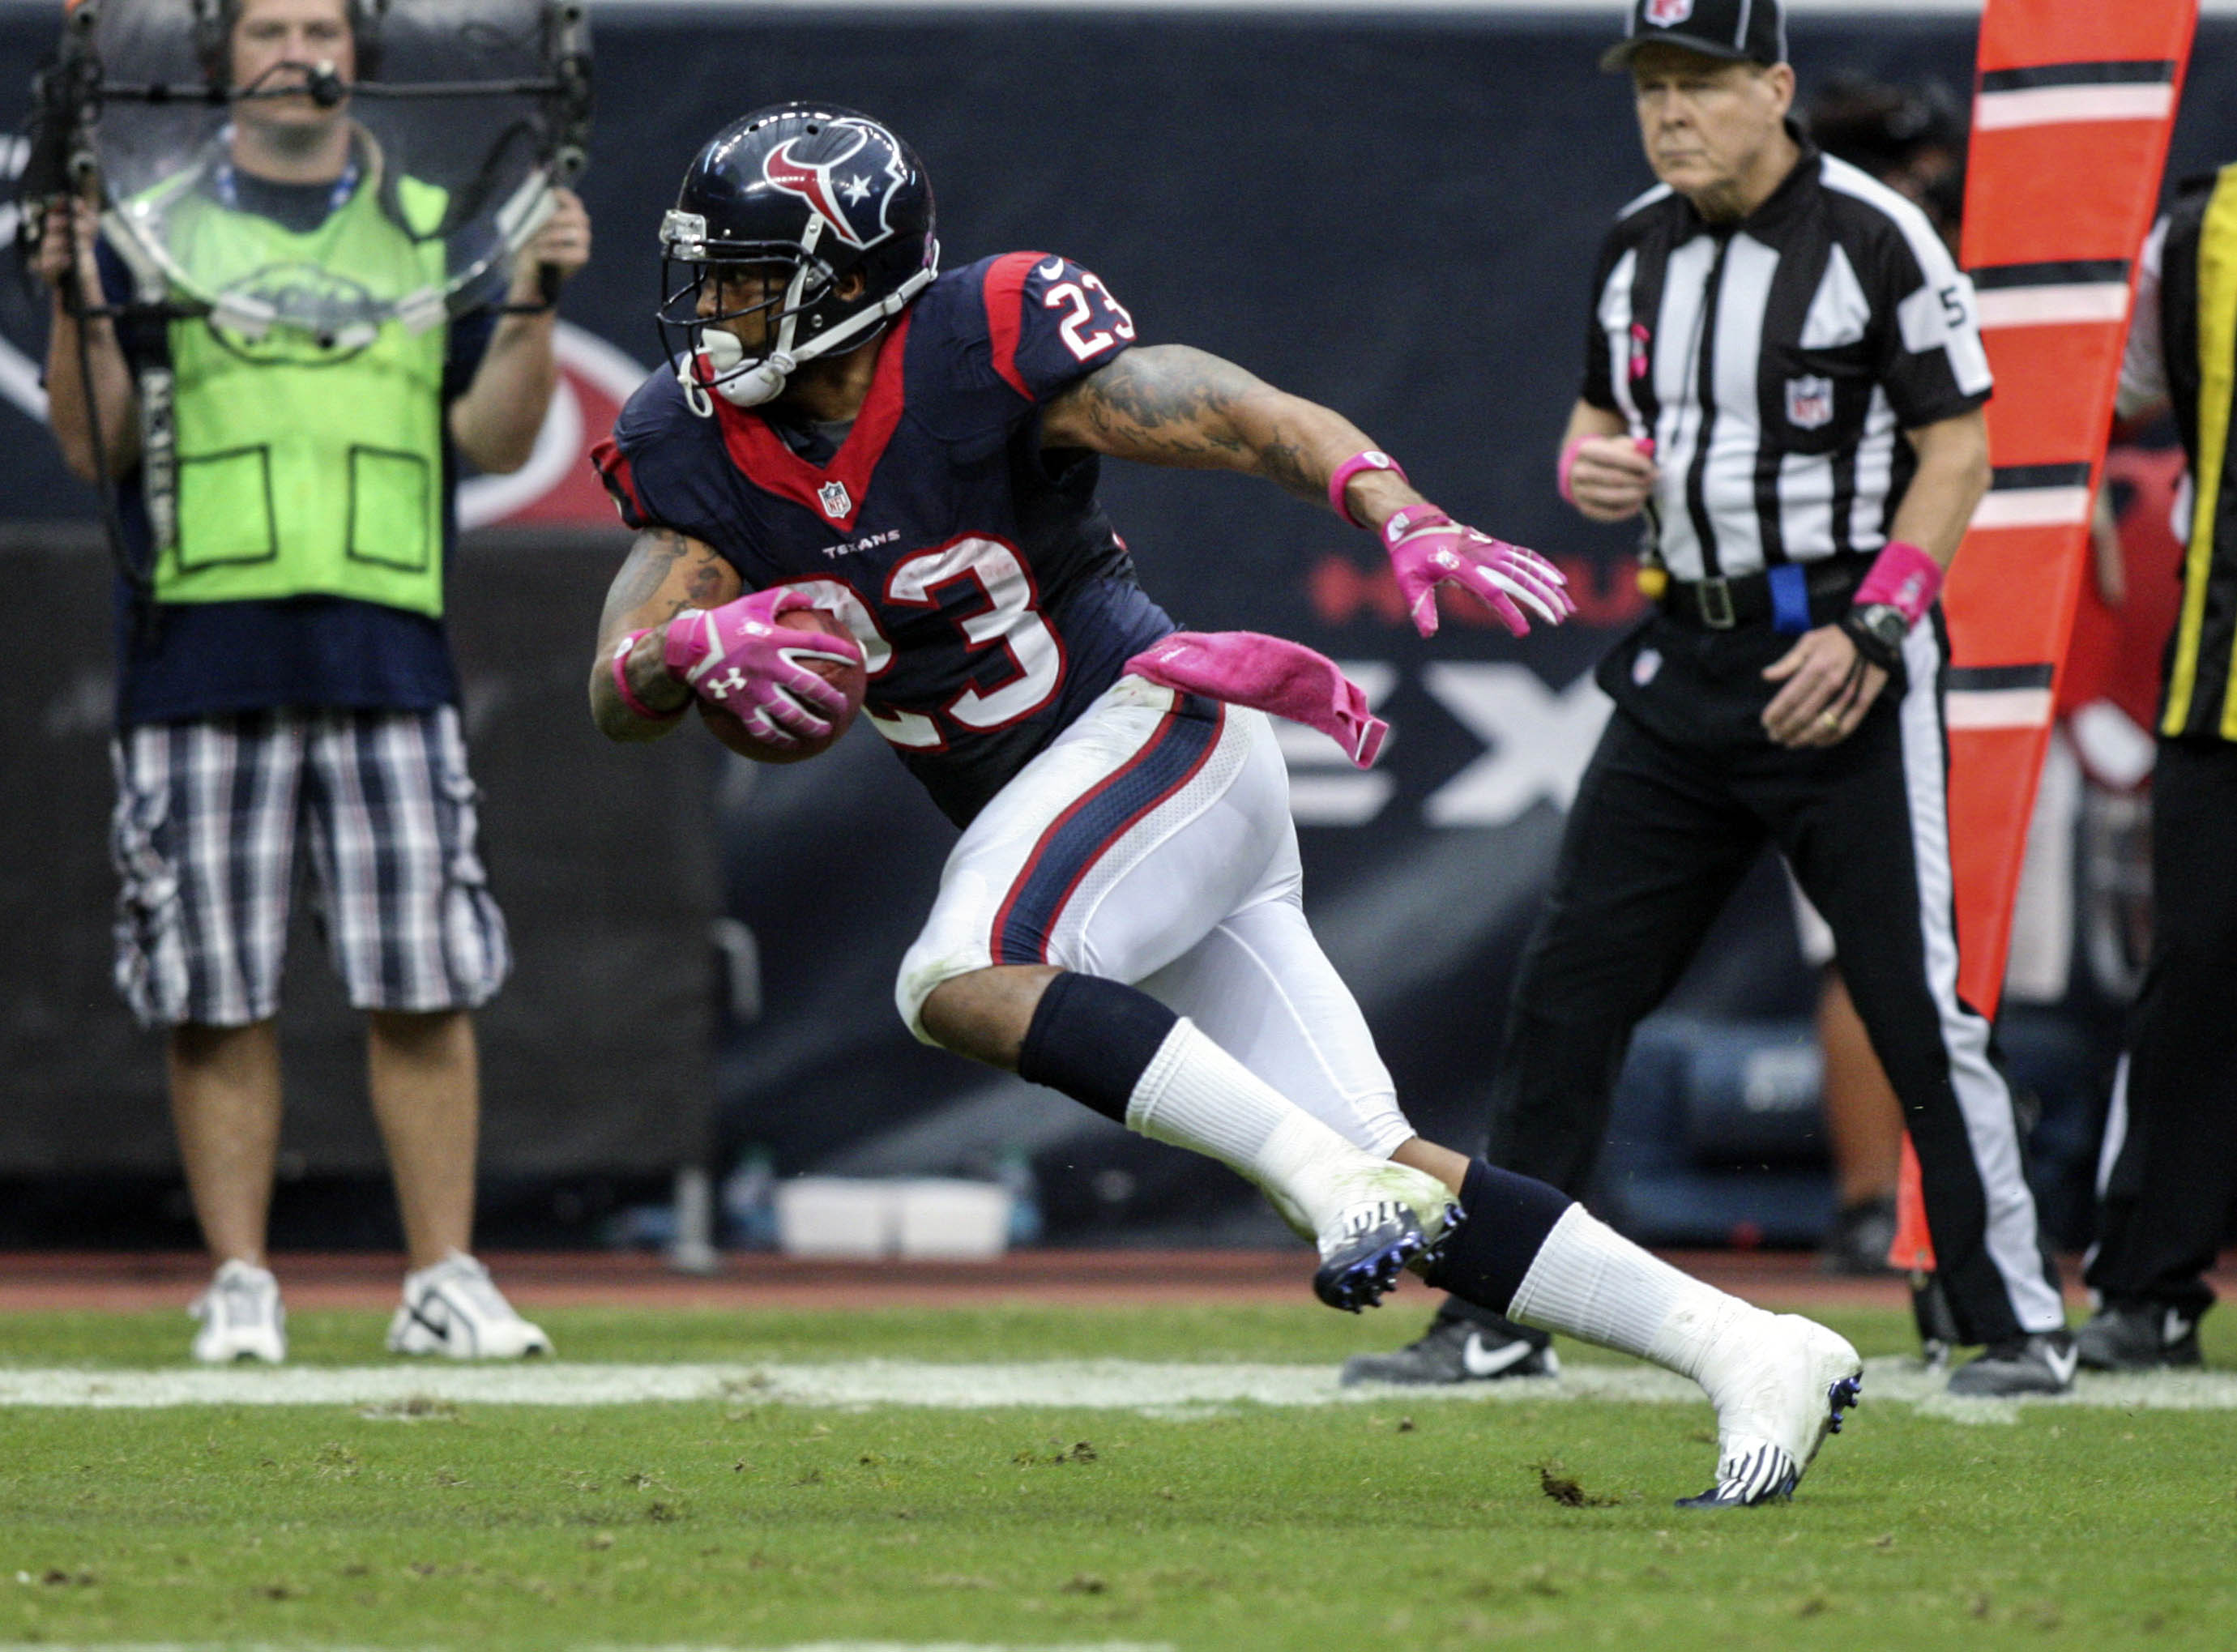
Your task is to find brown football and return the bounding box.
[696,607,868,764]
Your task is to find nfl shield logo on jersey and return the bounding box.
[1786,375,1834,430]
[818,480,853,519]
[1644,0,1694,26]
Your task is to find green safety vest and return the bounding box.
[143,164,453,618]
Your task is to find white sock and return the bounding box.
[1506,1205,1765,1386]
[1125,1018,1377,1237]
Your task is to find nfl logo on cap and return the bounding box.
[1606,0,1786,70]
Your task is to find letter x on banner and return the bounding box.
[1893,0,2196,1274]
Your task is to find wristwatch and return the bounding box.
[1841,603,1910,673]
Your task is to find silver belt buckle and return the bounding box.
[1696,577,1735,630]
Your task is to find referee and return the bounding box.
[1346,0,2071,1397]
[2079,166,2237,1372]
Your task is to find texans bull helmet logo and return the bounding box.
[761,119,911,251]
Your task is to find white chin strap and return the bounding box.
[680,234,941,413]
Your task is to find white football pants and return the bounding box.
[895,676,1413,1156]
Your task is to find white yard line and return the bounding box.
[0,1646,1174,1652]
[0,1356,2231,1420]
[0,1646,1173,1652]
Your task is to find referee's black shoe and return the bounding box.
[1338,1312,1559,1385]
[2075,1301,2205,1372]
[1946,1330,2077,1396]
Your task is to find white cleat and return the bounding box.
[189,1259,286,1364]
[386,1252,553,1360]
[1679,1311,1862,1509]
[1313,1160,1462,1313]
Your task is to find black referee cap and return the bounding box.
[1602,0,1788,73]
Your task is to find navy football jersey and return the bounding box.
[596,252,1178,826]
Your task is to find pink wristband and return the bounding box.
[1327,450,1410,528]
[1557,437,1588,505]
[612,630,685,724]
[1559,433,1655,505]
[1855,540,1944,625]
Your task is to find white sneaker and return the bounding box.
[1680,1309,1862,1508]
[189,1260,286,1364]
[386,1252,552,1360]
[1312,1160,1461,1313]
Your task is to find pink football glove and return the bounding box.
[1381,505,1574,639]
[662,587,864,749]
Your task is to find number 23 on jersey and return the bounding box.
[1044,267,1135,362]
[783,535,1066,752]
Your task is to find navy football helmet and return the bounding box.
[659,102,939,410]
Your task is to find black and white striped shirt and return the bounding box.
[1582,134,1992,583]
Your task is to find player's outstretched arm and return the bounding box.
[588,526,741,743]
[1040,344,1419,520]
[1040,345,1573,639]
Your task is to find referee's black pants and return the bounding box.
[2085,736,2237,1319]
[1438,611,2064,1347]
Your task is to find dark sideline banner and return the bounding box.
[2,8,2229,1236]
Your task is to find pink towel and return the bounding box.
[1125,630,1389,770]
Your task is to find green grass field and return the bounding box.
[1,1303,2231,1651]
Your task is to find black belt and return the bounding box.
[1658,557,1871,631]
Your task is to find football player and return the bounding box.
[588,105,1861,1506]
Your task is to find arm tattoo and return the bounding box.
[1046,344,1357,506]
[600,528,689,633]
[1050,346,1257,465]
[1255,438,1319,502]
[683,556,730,609]
[592,527,716,742]
[597,527,728,638]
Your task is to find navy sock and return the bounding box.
[1423,1159,1575,1317]
[1016,971,1179,1125]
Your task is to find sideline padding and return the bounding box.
[1975,327,2143,459]
[1946,0,2194,1007]
[1894,0,2196,1274]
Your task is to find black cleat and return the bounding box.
[1339,1313,1559,1386]
[1947,1330,2077,1396]
[2074,1301,2204,1372]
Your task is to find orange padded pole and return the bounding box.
[1892,0,2194,1273]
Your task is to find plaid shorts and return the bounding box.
[109,707,511,1029]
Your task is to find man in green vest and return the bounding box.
[38,0,591,1363]
[2078,169,2237,1372]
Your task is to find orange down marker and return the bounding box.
[1889,0,2195,1273]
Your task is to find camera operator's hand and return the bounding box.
[36,196,102,298]
[508,187,591,305]
[456,188,594,472]
[38,192,139,482]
